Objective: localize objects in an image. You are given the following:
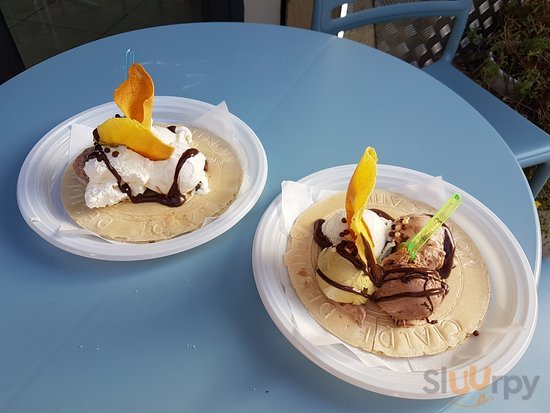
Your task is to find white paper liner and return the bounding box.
[280,178,517,372]
[58,101,248,237]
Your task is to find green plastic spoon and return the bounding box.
[400,193,462,261]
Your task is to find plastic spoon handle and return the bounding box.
[404,193,462,260]
[125,49,135,79]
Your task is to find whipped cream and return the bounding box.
[321,208,393,260]
[83,124,210,208]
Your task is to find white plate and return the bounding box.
[17,97,267,261]
[252,165,537,399]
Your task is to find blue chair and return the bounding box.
[312,0,550,197]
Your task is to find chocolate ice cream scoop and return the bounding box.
[387,214,446,270]
[372,214,455,324]
[373,269,448,323]
[381,241,446,271]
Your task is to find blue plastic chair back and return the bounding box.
[312,0,472,63]
[312,0,550,197]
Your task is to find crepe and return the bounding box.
[284,190,490,357]
[61,126,242,243]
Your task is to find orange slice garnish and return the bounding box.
[345,147,378,263]
[97,117,174,161]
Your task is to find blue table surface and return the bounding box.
[0,22,545,412]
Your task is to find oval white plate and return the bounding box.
[252,165,537,399]
[17,97,267,261]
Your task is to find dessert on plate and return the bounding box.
[61,64,243,243]
[285,148,490,357]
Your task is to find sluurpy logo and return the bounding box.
[423,366,539,404]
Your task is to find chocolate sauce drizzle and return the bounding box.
[439,227,455,279]
[336,240,366,271]
[88,128,199,207]
[316,268,372,299]
[376,268,449,309]
[313,219,332,249]
[313,212,455,309]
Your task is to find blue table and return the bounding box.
[0,22,543,412]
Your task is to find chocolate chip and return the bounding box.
[339,230,350,237]
[92,129,101,142]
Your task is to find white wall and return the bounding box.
[244,0,281,25]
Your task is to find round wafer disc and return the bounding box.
[284,190,490,357]
[61,127,243,243]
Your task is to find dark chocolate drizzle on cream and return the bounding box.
[336,240,366,271]
[375,268,449,304]
[87,128,200,207]
[313,219,332,249]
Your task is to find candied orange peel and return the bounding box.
[97,118,174,161]
[345,147,377,263]
[96,63,174,160]
[114,63,154,127]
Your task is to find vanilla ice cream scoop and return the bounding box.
[316,247,374,305]
[313,208,395,306]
